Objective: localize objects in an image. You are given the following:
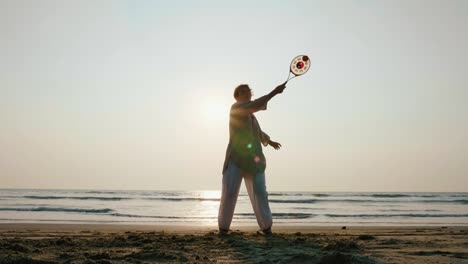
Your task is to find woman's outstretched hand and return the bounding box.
[274,82,287,94]
[268,140,282,150]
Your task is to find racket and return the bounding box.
[284,55,311,84]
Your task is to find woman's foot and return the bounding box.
[262,227,272,235]
[219,228,229,235]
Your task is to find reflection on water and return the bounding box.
[199,190,221,200]
[197,190,221,225]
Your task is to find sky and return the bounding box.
[1,0,467,192]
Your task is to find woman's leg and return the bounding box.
[218,160,243,231]
[244,170,273,231]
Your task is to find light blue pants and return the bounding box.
[218,160,273,231]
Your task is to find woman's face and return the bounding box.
[238,86,253,101]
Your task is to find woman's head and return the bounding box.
[234,84,253,101]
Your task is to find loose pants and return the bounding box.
[218,160,273,231]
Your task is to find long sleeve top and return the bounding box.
[222,95,271,175]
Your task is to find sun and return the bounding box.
[203,101,228,123]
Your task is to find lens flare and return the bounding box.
[247,143,252,149]
[254,156,261,163]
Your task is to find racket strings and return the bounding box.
[285,55,310,84]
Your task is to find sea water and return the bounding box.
[0,189,467,226]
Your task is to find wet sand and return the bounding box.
[0,224,467,263]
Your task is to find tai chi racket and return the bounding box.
[284,55,311,84]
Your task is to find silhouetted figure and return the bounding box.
[218,82,286,235]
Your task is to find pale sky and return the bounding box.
[1,0,467,192]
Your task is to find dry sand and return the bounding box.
[0,224,467,263]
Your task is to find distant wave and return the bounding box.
[18,195,219,202]
[368,194,411,198]
[431,199,468,204]
[292,207,327,210]
[270,198,468,204]
[145,197,220,202]
[84,191,182,197]
[85,191,121,194]
[3,194,467,205]
[112,212,315,219]
[313,194,331,197]
[23,196,130,201]
[269,193,297,196]
[325,213,468,218]
[450,194,468,197]
[0,207,113,213]
[111,213,182,219]
[270,199,318,204]
[352,193,432,198]
[236,213,314,219]
[1,208,466,220]
[110,213,216,219]
[363,193,467,198]
[312,193,468,198]
[377,209,442,212]
[269,193,329,197]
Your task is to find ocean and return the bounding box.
[0,189,467,226]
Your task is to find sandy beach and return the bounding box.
[0,224,466,263]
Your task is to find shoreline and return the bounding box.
[1,223,467,232]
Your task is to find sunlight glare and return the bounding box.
[200,190,221,200]
[198,190,221,225]
[203,101,227,123]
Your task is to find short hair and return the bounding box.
[234,84,249,100]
